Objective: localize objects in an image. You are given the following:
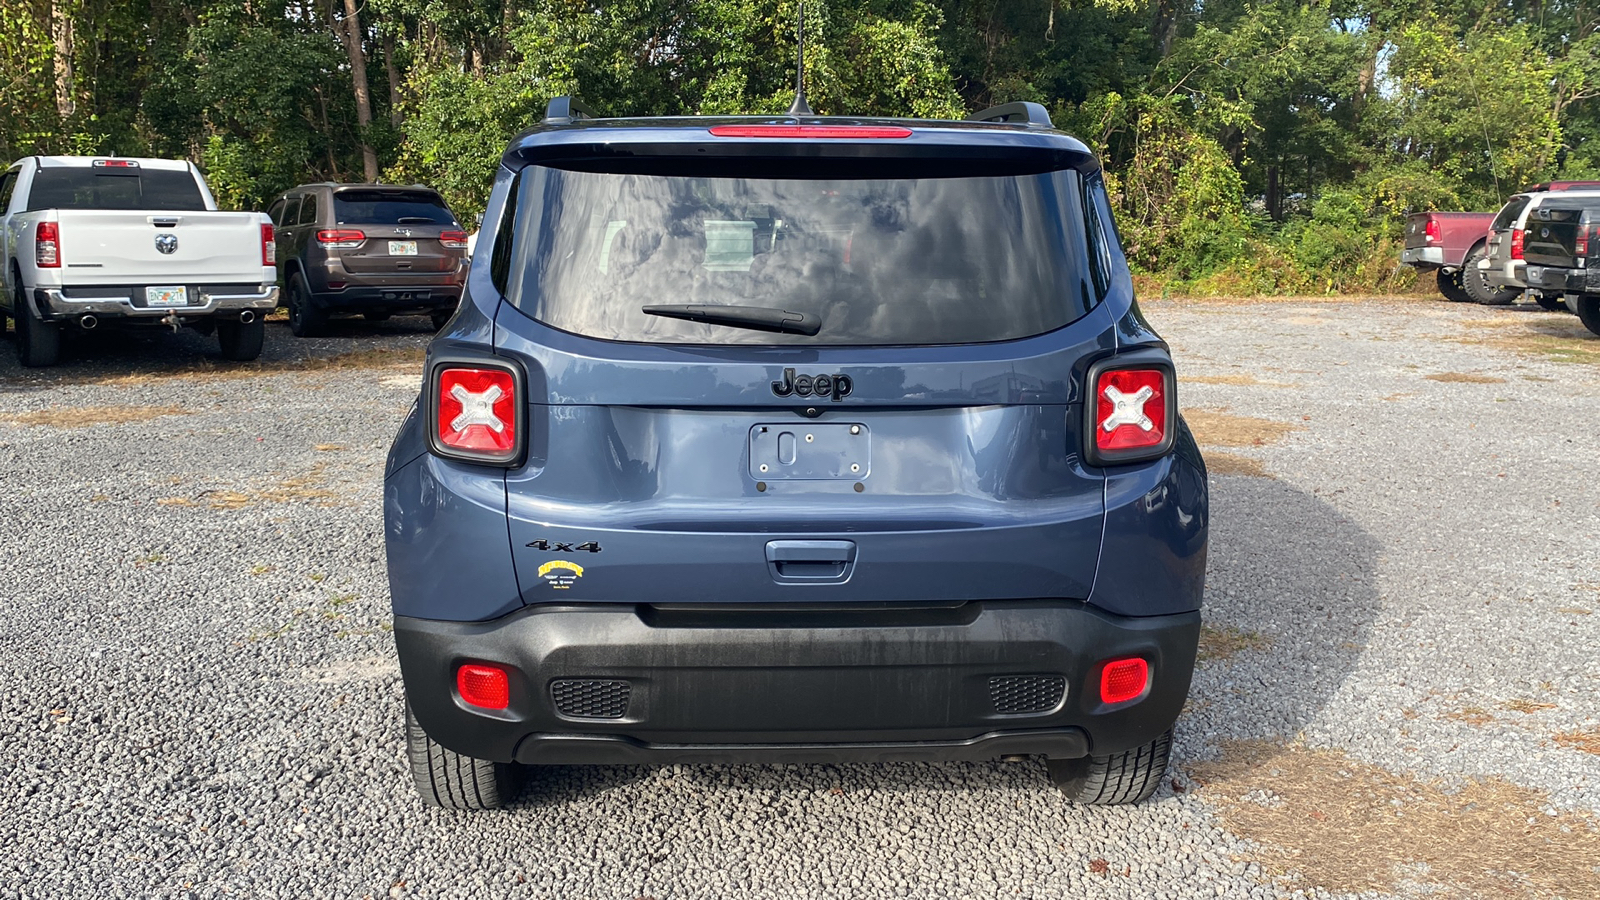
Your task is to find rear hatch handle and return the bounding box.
[765,540,857,584]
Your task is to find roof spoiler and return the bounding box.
[545,96,600,125]
[967,102,1053,128]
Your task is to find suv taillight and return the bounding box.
[1085,358,1176,466]
[1580,227,1597,258]
[36,221,60,267]
[316,229,365,248]
[261,223,275,266]
[428,362,523,465]
[1424,218,1441,243]
[439,230,469,249]
[1511,228,1524,260]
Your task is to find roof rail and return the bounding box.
[967,101,1053,128]
[544,95,599,125]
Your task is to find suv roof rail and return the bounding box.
[967,101,1053,128]
[545,96,599,125]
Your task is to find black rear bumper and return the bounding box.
[1524,263,1600,294]
[395,601,1200,765]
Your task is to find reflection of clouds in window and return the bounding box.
[512,167,1094,345]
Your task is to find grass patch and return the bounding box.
[1190,740,1600,899]
[1457,315,1600,365]
[1197,624,1270,663]
[3,405,187,428]
[1553,730,1600,755]
[1503,699,1558,714]
[1185,373,1291,387]
[159,463,342,510]
[1425,372,1507,384]
[1445,706,1496,726]
[1184,409,1300,447]
[1205,452,1271,478]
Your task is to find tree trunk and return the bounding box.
[52,0,75,119]
[384,33,403,127]
[1266,164,1280,222]
[339,0,379,181]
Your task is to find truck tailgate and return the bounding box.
[54,210,266,284]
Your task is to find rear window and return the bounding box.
[27,166,206,211]
[1491,196,1531,231]
[503,166,1097,345]
[333,190,455,225]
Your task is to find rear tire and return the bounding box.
[1461,246,1517,305]
[430,308,454,332]
[216,318,265,361]
[1534,292,1567,312]
[405,702,520,810]
[1575,296,1600,336]
[13,278,61,367]
[1046,728,1172,805]
[287,275,326,337]
[1436,268,1472,303]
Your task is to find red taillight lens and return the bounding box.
[1424,218,1441,243]
[439,230,469,249]
[1099,657,1150,705]
[1095,367,1169,454]
[1511,228,1524,260]
[35,221,60,267]
[708,125,914,139]
[434,365,519,463]
[261,223,275,266]
[456,664,509,710]
[315,228,366,247]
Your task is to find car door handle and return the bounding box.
[765,540,857,583]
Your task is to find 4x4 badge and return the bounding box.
[527,539,601,553]
[771,368,853,401]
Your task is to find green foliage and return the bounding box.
[16,0,1600,292]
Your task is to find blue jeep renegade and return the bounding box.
[383,97,1209,810]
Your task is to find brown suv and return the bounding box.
[267,183,468,335]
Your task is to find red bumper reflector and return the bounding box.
[708,125,913,139]
[457,664,510,710]
[1100,657,1150,705]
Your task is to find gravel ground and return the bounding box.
[0,301,1596,899]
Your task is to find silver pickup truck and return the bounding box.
[1,155,278,366]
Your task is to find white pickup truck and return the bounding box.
[1,156,278,366]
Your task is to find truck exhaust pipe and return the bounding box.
[79,314,97,330]
[238,310,255,324]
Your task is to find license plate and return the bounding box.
[145,286,188,307]
[388,241,418,256]
[749,423,871,480]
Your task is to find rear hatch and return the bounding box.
[329,188,463,276]
[1487,195,1532,268]
[1403,213,1434,250]
[489,130,1113,606]
[29,163,267,285]
[1522,204,1590,268]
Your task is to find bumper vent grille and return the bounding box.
[551,679,631,719]
[989,675,1066,715]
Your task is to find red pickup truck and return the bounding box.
[1402,211,1507,303]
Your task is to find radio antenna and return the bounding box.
[787,3,814,117]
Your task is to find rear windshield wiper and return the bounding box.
[642,304,821,336]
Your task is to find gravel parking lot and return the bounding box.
[1,300,1597,900]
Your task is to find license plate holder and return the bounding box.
[749,423,870,480]
[388,240,418,256]
[145,285,188,307]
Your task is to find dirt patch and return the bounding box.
[1554,730,1600,755]
[159,463,343,509]
[1504,699,1558,714]
[1184,409,1301,448]
[2,405,187,428]
[1425,372,1508,384]
[1445,706,1497,726]
[1204,452,1271,478]
[1197,624,1270,663]
[1190,741,1600,898]
[89,346,426,386]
